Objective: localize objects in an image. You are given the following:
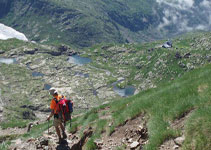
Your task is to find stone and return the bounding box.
[22,111,36,120]
[174,136,185,146]
[58,44,68,52]
[173,145,180,149]
[175,52,182,59]
[102,101,109,105]
[184,52,191,58]
[40,138,49,146]
[130,141,140,149]
[0,106,3,113]
[128,138,133,143]
[0,50,4,54]
[24,48,38,55]
[94,139,103,149]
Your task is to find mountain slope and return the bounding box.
[0,0,210,47]
[4,56,211,150]
[0,32,211,150]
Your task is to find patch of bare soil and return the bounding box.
[171,109,194,132]
[159,109,194,150]
[198,84,208,93]
[0,127,26,137]
[98,114,148,150]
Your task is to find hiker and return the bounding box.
[47,88,67,143]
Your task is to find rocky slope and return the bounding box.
[0,0,210,47]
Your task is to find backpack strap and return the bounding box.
[53,95,64,103]
[54,97,58,103]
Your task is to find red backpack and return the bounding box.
[54,96,73,123]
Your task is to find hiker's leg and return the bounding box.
[59,122,67,139]
[55,126,61,138]
[60,122,65,132]
[54,118,62,139]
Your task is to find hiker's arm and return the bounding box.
[47,109,54,121]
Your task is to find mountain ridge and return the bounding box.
[1,0,210,47]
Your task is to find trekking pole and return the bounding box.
[48,120,49,135]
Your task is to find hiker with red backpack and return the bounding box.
[47,88,73,143]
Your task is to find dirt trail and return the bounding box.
[8,124,93,150]
[0,127,26,137]
[97,114,148,150]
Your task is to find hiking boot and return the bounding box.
[62,132,67,139]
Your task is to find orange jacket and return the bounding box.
[50,95,66,114]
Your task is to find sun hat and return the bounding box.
[49,87,58,95]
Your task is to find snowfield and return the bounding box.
[0,23,28,41]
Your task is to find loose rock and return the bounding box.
[130,141,140,149]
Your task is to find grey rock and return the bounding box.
[58,44,69,52]
[174,136,185,146]
[173,145,180,149]
[175,52,182,59]
[24,48,39,55]
[184,53,191,58]
[130,141,139,149]
[0,50,4,54]
[22,110,36,120]
[40,138,49,146]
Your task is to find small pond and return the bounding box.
[44,84,52,90]
[68,55,92,66]
[113,85,136,97]
[32,72,44,77]
[0,58,17,64]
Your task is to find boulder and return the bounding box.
[184,52,191,58]
[24,48,39,55]
[130,141,140,149]
[40,138,49,146]
[175,52,182,59]
[58,44,69,52]
[22,110,36,120]
[174,136,185,146]
[173,145,180,149]
[0,50,4,54]
[0,106,3,113]
[94,139,103,149]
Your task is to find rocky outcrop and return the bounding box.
[0,50,4,54]
[24,48,39,55]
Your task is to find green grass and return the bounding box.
[183,107,211,150]
[0,38,37,52]
[0,141,11,150]
[0,119,30,129]
[23,121,52,139]
[69,63,211,150]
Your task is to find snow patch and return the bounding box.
[0,23,28,41]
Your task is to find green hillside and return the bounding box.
[0,32,210,150]
[0,0,158,47]
[1,0,210,47]
[2,54,210,150]
[67,61,211,150]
